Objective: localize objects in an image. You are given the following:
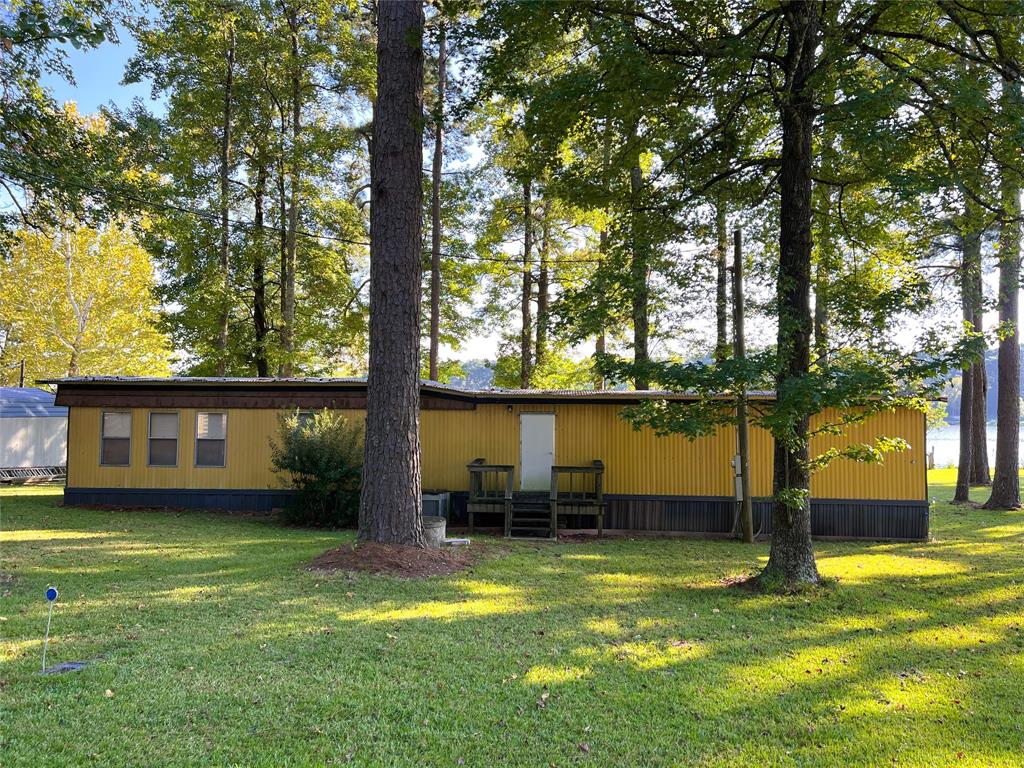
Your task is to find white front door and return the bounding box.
[520,413,555,491]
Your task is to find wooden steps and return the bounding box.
[508,497,554,539]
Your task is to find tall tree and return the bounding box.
[0,0,112,239]
[427,13,446,382]
[967,223,990,486]
[216,13,236,375]
[473,1,1016,587]
[986,76,1023,509]
[0,222,171,382]
[761,1,820,586]
[713,199,729,363]
[519,178,534,388]
[535,197,552,373]
[127,0,373,377]
[953,239,976,504]
[358,0,426,546]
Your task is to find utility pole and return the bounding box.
[19,360,25,387]
[732,228,754,543]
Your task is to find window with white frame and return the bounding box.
[100,412,131,466]
[195,412,226,467]
[148,412,179,466]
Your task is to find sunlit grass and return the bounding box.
[2,474,1023,766]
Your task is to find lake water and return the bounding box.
[927,422,1024,467]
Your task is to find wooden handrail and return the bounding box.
[549,461,604,502]
[467,458,514,501]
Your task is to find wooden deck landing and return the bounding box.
[467,459,605,539]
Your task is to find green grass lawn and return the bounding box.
[2,473,1023,767]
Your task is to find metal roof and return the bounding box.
[0,387,68,418]
[42,376,778,402]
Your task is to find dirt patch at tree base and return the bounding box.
[307,542,479,578]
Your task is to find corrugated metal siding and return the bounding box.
[810,408,926,501]
[68,407,285,490]
[1,416,67,468]
[67,403,925,502]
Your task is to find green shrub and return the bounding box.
[270,409,364,527]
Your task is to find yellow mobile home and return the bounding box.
[50,377,929,541]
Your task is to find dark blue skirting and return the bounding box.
[64,487,929,541]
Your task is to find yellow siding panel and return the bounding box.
[67,402,926,501]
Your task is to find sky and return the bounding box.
[43,25,162,116]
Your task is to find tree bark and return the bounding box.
[760,1,820,588]
[277,148,288,352]
[252,155,270,377]
[985,80,1021,508]
[520,178,533,388]
[970,334,990,485]
[358,0,426,546]
[630,155,650,390]
[813,261,829,361]
[279,6,301,377]
[535,198,551,374]
[714,199,729,363]
[733,228,753,543]
[427,19,446,382]
[964,224,990,485]
[954,233,975,504]
[216,18,235,376]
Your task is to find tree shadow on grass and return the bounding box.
[4,487,1024,766]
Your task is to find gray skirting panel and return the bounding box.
[64,488,929,541]
[603,495,929,541]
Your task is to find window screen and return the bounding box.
[196,412,226,467]
[101,412,131,466]
[148,412,179,466]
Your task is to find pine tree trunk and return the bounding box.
[813,263,829,361]
[760,0,820,589]
[986,79,1021,509]
[252,157,270,377]
[216,20,235,376]
[630,160,650,390]
[971,355,990,484]
[427,20,445,382]
[280,9,301,377]
[594,331,606,389]
[712,201,729,364]
[535,198,550,374]
[520,179,533,388]
[277,150,287,342]
[714,199,729,363]
[813,191,831,362]
[358,0,426,547]
[964,225,989,485]
[954,235,975,504]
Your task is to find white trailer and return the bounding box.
[0,387,67,480]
